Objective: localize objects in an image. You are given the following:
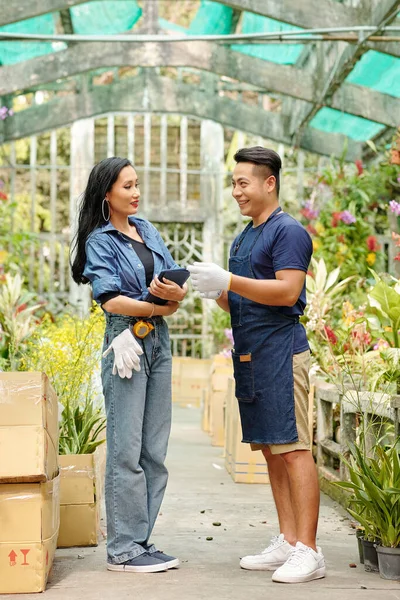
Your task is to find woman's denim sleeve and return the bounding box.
[83,235,122,303]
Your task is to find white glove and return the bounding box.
[102,328,143,379]
[187,262,232,293]
[200,290,222,300]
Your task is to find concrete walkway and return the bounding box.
[11,406,400,600]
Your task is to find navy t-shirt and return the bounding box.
[230,212,313,354]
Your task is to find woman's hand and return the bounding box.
[157,301,180,317]
[148,276,187,302]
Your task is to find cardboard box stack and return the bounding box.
[0,372,60,594]
[209,356,233,447]
[172,357,212,408]
[171,356,182,403]
[57,446,105,548]
[224,376,269,484]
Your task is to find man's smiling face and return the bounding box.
[232,161,277,222]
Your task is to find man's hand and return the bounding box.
[102,328,143,379]
[188,262,232,293]
[199,290,222,300]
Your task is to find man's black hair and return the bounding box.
[234,146,281,195]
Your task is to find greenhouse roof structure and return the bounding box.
[0,0,399,160]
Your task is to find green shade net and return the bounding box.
[231,13,304,65]
[310,108,386,142]
[189,0,233,34]
[70,0,141,34]
[1,0,398,144]
[346,50,400,97]
[0,14,64,66]
[311,50,399,141]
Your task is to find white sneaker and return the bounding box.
[272,541,326,583]
[240,534,295,571]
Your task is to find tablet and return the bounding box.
[144,268,190,305]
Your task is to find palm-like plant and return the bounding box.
[335,442,400,548]
[0,273,42,369]
[59,398,106,455]
[305,257,355,331]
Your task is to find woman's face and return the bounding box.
[106,165,140,218]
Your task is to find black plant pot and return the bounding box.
[356,529,364,564]
[376,546,400,580]
[361,538,379,573]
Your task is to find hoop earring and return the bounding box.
[102,198,110,222]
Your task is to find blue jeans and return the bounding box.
[101,314,172,564]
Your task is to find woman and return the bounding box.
[71,157,187,573]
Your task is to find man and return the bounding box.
[188,146,325,584]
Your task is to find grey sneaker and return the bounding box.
[107,552,168,573]
[151,551,180,569]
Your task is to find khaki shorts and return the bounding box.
[251,350,311,455]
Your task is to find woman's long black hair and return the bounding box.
[71,156,133,284]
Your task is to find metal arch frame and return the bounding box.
[0,0,399,158]
[0,40,397,126]
[1,72,363,160]
[1,0,399,57]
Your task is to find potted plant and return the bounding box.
[335,442,400,578]
[21,305,107,547]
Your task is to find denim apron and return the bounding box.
[228,208,299,445]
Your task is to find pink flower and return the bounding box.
[339,210,356,225]
[301,200,320,220]
[224,328,234,344]
[373,339,390,351]
[389,200,400,216]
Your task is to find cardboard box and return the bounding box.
[209,359,233,447]
[0,372,59,483]
[0,474,60,594]
[201,387,211,433]
[224,378,235,474]
[173,358,212,407]
[224,378,269,484]
[171,357,182,403]
[57,447,105,548]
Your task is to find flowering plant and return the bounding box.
[21,304,106,454]
[21,304,105,409]
[301,134,400,281]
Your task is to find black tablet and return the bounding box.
[144,268,190,305]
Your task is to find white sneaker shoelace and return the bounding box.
[261,534,285,554]
[284,546,311,566]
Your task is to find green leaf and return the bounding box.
[365,140,378,154]
[369,281,400,320]
[325,267,340,292]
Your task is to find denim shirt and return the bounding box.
[83,217,180,303]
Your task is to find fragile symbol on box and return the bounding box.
[8,550,17,567]
[21,549,30,566]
